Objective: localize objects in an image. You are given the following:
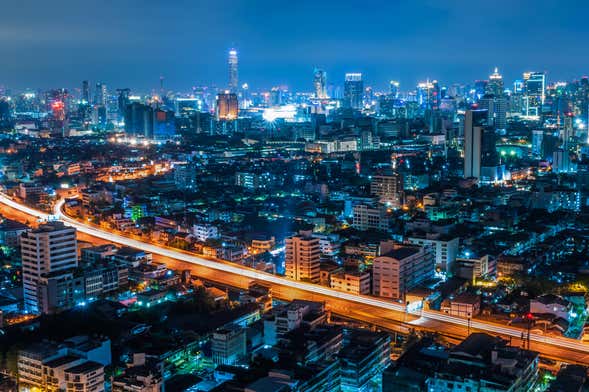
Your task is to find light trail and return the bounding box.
[2,193,589,356]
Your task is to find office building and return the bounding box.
[344,73,363,109]
[407,234,459,274]
[313,68,327,99]
[372,243,434,300]
[285,234,320,283]
[216,92,238,121]
[211,324,247,365]
[370,173,403,208]
[463,109,488,180]
[228,49,238,92]
[81,80,90,103]
[352,204,388,231]
[330,271,371,295]
[21,222,78,314]
[94,82,107,107]
[339,329,391,392]
[486,67,504,96]
[524,71,545,117]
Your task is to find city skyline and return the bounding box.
[2,1,589,91]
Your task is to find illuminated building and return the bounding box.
[228,48,238,92]
[330,271,371,295]
[370,173,403,209]
[124,102,153,137]
[81,80,90,103]
[352,203,388,231]
[344,73,363,109]
[212,324,247,365]
[285,234,320,283]
[389,80,400,98]
[18,337,110,391]
[486,67,504,96]
[463,109,488,180]
[339,330,391,392]
[523,71,545,116]
[216,92,238,120]
[531,129,544,156]
[314,68,327,98]
[372,242,434,300]
[21,222,78,314]
[94,82,107,106]
[407,235,459,275]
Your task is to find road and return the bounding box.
[2,194,589,365]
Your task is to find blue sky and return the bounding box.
[2,0,589,92]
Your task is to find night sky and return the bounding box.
[2,0,589,92]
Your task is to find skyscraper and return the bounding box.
[523,71,545,117]
[486,67,504,96]
[463,109,488,179]
[389,80,400,98]
[82,80,90,103]
[228,49,238,92]
[216,92,238,121]
[94,82,107,106]
[313,68,327,99]
[344,73,363,109]
[21,222,78,314]
[285,234,320,283]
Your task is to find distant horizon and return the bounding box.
[2,0,589,92]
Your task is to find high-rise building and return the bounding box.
[116,88,130,118]
[285,234,320,283]
[81,80,90,103]
[344,73,363,109]
[313,68,327,99]
[532,130,544,157]
[212,324,246,365]
[228,49,238,92]
[352,204,389,231]
[486,67,504,96]
[372,243,434,300]
[94,82,107,106]
[216,92,238,121]
[124,102,153,138]
[523,71,545,116]
[21,222,78,314]
[370,173,404,208]
[463,109,489,179]
[389,80,400,98]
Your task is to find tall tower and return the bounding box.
[344,73,363,109]
[82,80,90,103]
[463,109,489,180]
[313,68,327,98]
[228,49,238,92]
[486,67,504,96]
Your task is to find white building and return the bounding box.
[193,223,219,242]
[211,324,247,365]
[21,222,78,314]
[372,243,434,300]
[352,204,388,231]
[285,234,320,283]
[407,235,459,274]
[370,174,403,209]
[330,271,371,295]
